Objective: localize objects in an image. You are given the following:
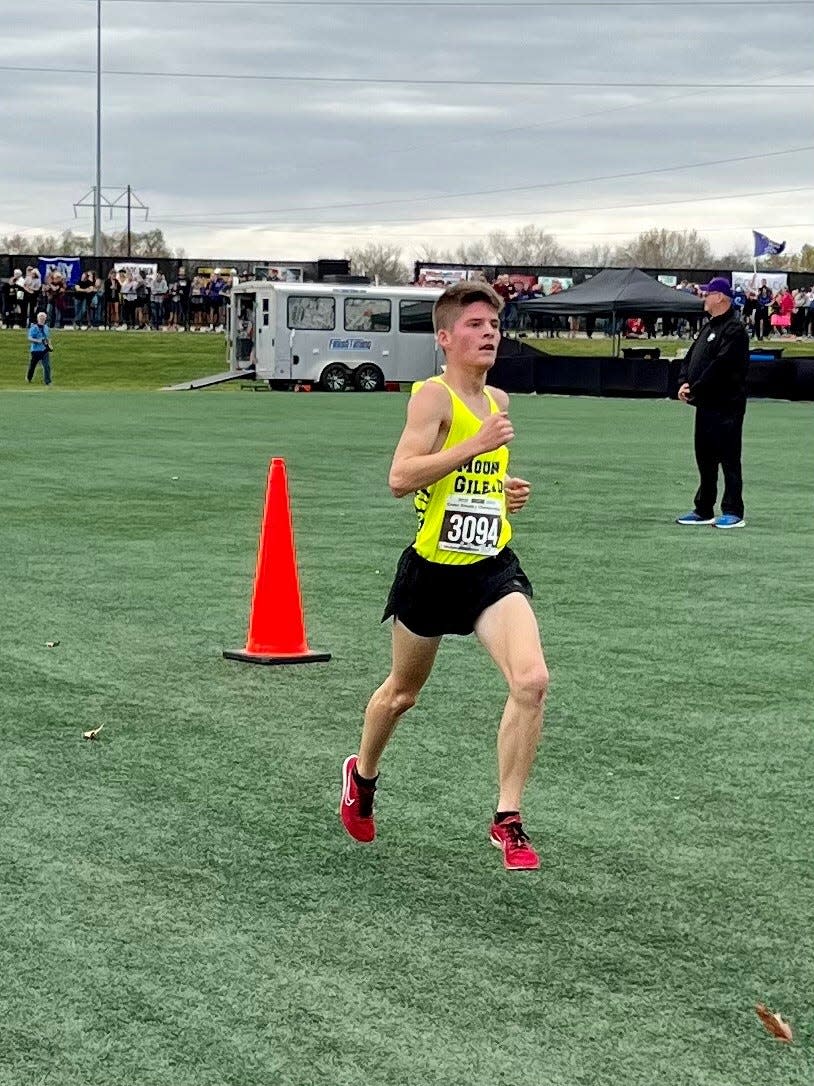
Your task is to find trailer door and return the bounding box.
[253,291,279,377]
[230,291,258,372]
[283,293,338,383]
[397,297,440,381]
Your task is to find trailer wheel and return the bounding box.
[319,363,351,392]
[354,363,385,392]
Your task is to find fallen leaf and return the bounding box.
[755,1003,793,1042]
[82,724,105,741]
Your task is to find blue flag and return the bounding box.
[752,231,786,258]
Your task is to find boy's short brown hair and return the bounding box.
[432,280,504,334]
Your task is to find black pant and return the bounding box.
[27,349,51,385]
[693,405,745,519]
[755,307,770,340]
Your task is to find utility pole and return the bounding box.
[94,0,102,258]
[74,187,149,255]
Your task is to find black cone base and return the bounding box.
[223,649,331,666]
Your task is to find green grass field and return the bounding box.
[1,328,811,392]
[0,330,227,390]
[1,379,813,1085]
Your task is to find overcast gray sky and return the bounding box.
[2,0,813,261]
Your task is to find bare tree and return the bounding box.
[788,243,814,271]
[346,243,410,284]
[488,224,562,266]
[415,227,561,269]
[758,242,814,271]
[414,244,446,264]
[716,246,753,270]
[410,241,492,275]
[445,241,493,265]
[615,228,714,268]
[111,228,172,257]
[0,228,173,257]
[1,231,70,254]
[577,242,617,268]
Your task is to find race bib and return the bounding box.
[438,496,502,556]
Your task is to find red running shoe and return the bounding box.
[340,755,376,843]
[489,815,540,870]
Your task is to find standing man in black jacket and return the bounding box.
[675,277,749,529]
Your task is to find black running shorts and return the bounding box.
[382,545,533,638]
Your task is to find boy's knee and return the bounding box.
[377,675,419,718]
[510,664,549,709]
[389,688,418,717]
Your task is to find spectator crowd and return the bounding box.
[601,279,814,342]
[1,266,237,332]
[441,272,814,341]
[4,263,814,342]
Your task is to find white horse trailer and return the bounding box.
[227,281,444,390]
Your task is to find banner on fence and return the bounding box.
[414,267,478,287]
[253,265,303,283]
[731,269,788,293]
[38,256,81,286]
[537,276,573,294]
[114,261,158,281]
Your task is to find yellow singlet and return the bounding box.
[412,375,512,565]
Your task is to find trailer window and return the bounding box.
[287,295,335,330]
[344,298,391,333]
[399,299,435,334]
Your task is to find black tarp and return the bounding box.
[517,267,705,316]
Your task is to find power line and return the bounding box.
[235,68,812,181]
[0,64,811,90]
[390,67,813,160]
[156,146,814,220]
[152,185,814,229]
[167,225,814,243]
[130,64,814,184]
[241,104,799,187]
[150,221,814,241]
[23,213,814,244]
[236,91,700,184]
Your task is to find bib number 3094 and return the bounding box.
[439,497,502,556]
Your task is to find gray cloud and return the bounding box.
[1,0,812,259]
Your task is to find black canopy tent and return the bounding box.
[517,267,705,355]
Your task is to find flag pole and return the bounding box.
[751,230,757,286]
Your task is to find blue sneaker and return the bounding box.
[676,512,715,525]
[714,514,745,529]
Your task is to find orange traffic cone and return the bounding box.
[223,458,331,666]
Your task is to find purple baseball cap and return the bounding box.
[699,276,733,297]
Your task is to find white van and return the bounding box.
[228,281,444,390]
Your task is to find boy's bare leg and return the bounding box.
[356,620,441,779]
[475,593,549,812]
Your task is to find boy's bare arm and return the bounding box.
[389,384,514,498]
